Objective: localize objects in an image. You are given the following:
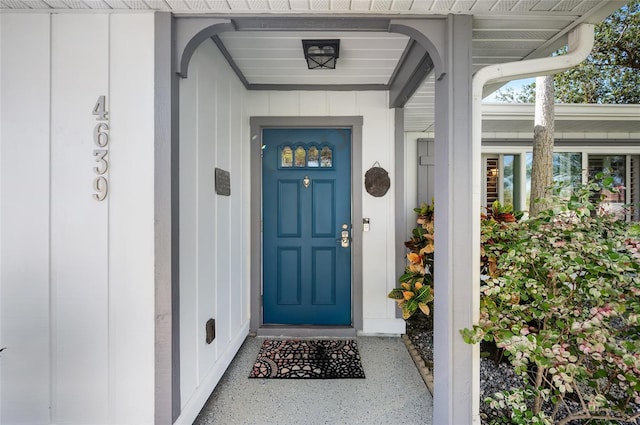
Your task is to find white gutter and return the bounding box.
[472,23,595,151]
[469,23,595,280]
[467,24,594,423]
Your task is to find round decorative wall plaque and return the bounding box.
[364,163,390,197]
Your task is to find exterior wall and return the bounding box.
[404,132,421,234]
[410,130,640,213]
[177,39,251,424]
[0,13,157,425]
[247,90,404,334]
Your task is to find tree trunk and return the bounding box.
[529,75,555,217]
[532,366,545,414]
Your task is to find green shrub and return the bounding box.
[463,180,640,424]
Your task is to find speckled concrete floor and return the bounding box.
[193,336,433,425]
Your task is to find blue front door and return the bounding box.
[262,128,352,325]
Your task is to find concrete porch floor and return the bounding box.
[193,336,433,424]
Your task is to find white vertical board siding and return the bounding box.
[328,91,358,116]
[246,91,269,116]
[178,46,199,403]
[109,14,156,424]
[214,75,231,349]
[357,91,400,332]
[268,91,299,115]
[1,12,158,425]
[230,82,248,329]
[50,14,111,423]
[404,133,421,235]
[300,91,328,116]
[178,38,250,423]
[0,14,52,425]
[247,90,403,334]
[194,44,218,379]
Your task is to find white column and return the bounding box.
[433,14,480,425]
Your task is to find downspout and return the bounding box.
[473,23,594,103]
[471,23,594,209]
[468,23,594,422]
[472,23,595,161]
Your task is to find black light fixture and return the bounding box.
[302,39,340,70]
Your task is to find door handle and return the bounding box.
[340,224,350,248]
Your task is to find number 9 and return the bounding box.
[93,176,108,201]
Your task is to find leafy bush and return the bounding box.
[389,200,518,321]
[463,180,640,424]
[388,202,435,319]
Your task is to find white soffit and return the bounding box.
[0,0,623,14]
[1,0,628,132]
[217,31,410,85]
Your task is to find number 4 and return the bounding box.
[92,95,108,121]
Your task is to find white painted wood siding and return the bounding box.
[177,41,405,422]
[108,14,156,424]
[0,12,157,425]
[177,38,251,425]
[0,13,52,425]
[50,13,110,423]
[247,90,404,334]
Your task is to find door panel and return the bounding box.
[278,180,300,237]
[262,128,351,326]
[312,180,335,237]
[277,247,301,305]
[311,247,336,305]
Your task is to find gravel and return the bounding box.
[405,320,640,424]
[406,323,520,421]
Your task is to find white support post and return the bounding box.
[433,14,481,425]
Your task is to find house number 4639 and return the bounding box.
[92,95,109,201]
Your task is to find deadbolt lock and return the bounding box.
[340,224,350,248]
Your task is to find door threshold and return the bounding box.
[255,326,356,338]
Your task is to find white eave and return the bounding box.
[481,103,640,140]
[2,0,630,133]
[484,103,640,119]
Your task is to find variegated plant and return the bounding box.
[388,202,435,319]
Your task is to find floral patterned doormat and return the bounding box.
[249,339,366,379]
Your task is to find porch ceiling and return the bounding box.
[3,0,627,132]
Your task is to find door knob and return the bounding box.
[340,224,350,248]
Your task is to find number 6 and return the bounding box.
[94,122,109,147]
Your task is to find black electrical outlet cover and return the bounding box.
[206,319,215,344]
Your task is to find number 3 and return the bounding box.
[93,149,108,175]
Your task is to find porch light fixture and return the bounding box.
[302,39,340,70]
